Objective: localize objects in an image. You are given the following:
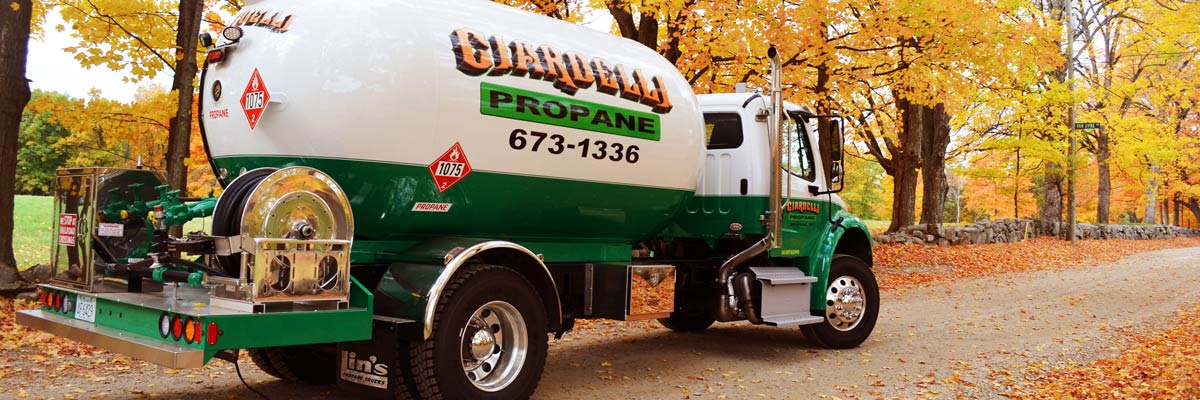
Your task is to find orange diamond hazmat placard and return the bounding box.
[428,142,473,193]
[240,68,271,130]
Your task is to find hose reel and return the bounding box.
[208,166,355,312]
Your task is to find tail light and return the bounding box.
[184,318,199,343]
[159,313,172,338]
[53,292,63,312]
[171,315,184,341]
[38,290,47,308]
[207,49,226,63]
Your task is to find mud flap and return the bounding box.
[335,317,420,399]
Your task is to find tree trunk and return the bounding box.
[1186,198,1200,229]
[164,0,203,237]
[919,103,950,226]
[1013,147,1021,218]
[886,97,924,233]
[0,0,33,287]
[1143,165,1158,223]
[165,0,204,194]
[1173,197,1181,227]
[1041,162,1064,224]
[1096,128,1110,224]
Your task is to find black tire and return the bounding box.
[408,264,548,399]
[247,348,284,379]
[256,345,337,384]
[800,255,879,349]
[210,168,274,277]
[657,312,716,332]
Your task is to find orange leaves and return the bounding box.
[873,237,1200,291]
[1013,305,1200,399]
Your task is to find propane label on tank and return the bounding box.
[427,143,473,193]
[240,68,271,130]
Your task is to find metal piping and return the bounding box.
[768,46,784,249]
[714,234,773,322]
[733,272,763,325]
[712,46,785,323]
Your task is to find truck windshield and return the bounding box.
[783,115,816,182]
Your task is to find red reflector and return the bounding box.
[206,322,219,345]
[171,315,183,341]
[207,49,225,63]
[54,292,63,312]
[39,291,47,307]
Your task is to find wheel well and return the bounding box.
[835,228,873,267]
[475,248,564,331]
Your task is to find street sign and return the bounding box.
[1074,122,1101,130]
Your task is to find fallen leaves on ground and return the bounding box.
[1009,305,1200,399]
[873,237,1200,291]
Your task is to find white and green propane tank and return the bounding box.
[199,0,706,243]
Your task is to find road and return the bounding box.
[5,246,1200,399]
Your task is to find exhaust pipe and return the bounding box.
[714,235,772,322]
[733,272,763,324]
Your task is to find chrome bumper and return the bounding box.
[16,310,205,368]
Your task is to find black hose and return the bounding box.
[211,169,274,277]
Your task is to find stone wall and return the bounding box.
[872,218,1200,246]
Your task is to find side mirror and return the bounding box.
[820,116,844,194]
[828,119,843,162]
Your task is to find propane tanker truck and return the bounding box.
[17,0,878,398]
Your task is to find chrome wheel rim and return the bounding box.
[825,275,866,331]
[460,301,528,392]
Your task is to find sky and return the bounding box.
[27,14,173,103]
[26,8,612,104]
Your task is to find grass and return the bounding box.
[13,195,53,269]
[11,195,210,270]
[863,219,890,234]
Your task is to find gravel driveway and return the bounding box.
[4,246,1199,399]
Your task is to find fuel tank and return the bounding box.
[199,0,706,243]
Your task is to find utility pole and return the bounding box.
[1065,0,1078,244]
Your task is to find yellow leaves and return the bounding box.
[10,1,19,11]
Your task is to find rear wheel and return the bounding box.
[408,264,548,399]
[657,312,715,332]
[247,348,283,379]
[250,345,337,384]
[800,255,878,349]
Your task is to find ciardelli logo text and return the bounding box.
[341,351,389,389]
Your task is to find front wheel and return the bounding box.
[800,255,879,349]
[408,264,548,399]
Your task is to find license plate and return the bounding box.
[74,294,96,323]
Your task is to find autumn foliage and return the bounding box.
[1014,306,1200,399]
[873,237,1200,291]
